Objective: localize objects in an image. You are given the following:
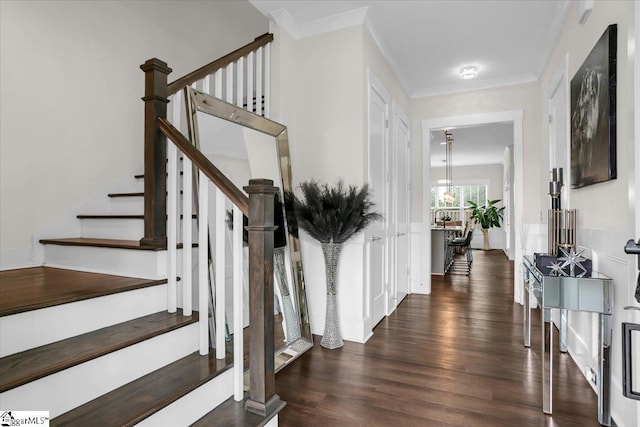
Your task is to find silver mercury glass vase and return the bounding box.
[320,242,343,349]
[273,246,301,343]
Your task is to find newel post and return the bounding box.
[243,179,284,416]
[140,58,172,248]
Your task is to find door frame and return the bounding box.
[422,110,524,302]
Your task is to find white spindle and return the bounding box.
[167,142,178,313]
[214,70,223,99]
[198,171,209,355]
[247,52,254,112]
[236,57,244,108]
[256,47,263,116]
[182,157,193,316]
[226,63,234,104]
[215,188,226,359]
[232,206,244,400]
[203,75,211,96]
[264,43,271,118]
[166,93,182,314]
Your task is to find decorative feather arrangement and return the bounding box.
[292,180,382,244]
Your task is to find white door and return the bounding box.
[368,72,389,328]
[392,106,410,309]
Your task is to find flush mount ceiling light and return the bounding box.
[459,66,478,79]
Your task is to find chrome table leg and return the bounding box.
[598,313,612,426]
[524,278,531,347]
[560,308,568,353]
[542,307,553,414]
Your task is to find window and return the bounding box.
[430,184,487,208]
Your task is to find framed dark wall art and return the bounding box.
[570,24,617,188]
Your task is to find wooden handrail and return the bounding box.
[158,117,249,215]
[167,33,273,95]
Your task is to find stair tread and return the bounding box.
[52,350,232,427]
[135,171,183,179]
[0,266,167,316]
[192,393,285,427]
[39,237,197,250]
[76,214,197,219]
[108,192,143,198]
[77,214,144,219]
[0,310,198,392]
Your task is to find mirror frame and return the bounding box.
[185,87,312,371]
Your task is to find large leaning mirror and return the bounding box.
[185,87,312,373]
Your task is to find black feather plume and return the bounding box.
[293,180,382,244]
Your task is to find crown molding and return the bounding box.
[534,0,571,76]
[362,12,412,96]
[411,72,538,99]
[269,6,368,40]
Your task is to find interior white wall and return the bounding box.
[269,21,410,342]
[431,164,506,251]
[538,1,639,425]
[0,0,267,265]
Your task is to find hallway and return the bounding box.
[275,250,600,426]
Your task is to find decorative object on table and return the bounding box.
[467,199,504,250]
[557,247,589,277]
[546,167,577,257]
[548,167,564,210]
[292,180,381,349]
[534,251,593,277]
[570,24,617,188]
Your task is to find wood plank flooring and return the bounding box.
[274,250,600,426]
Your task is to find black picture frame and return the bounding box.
[570,24,617,188]
[622,322,640,400]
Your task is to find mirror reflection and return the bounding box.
[186,88,312,372]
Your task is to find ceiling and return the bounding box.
[249,0,568,97]
[429,122,514,168]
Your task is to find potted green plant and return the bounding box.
[293,180,381,349]
[467,199,505,250]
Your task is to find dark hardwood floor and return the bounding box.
[275,250,600,426]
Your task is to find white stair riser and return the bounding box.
[0,323,199,418]
[79,218,198,241]
[137,369,233,427]
[0,285,167,357]
[80,218,143,240]
[44,245,167,279]
[109,197,144,215]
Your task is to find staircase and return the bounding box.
[0,34,282,426]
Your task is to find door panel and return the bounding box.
[393,111,410,308]
[368,77,388,328]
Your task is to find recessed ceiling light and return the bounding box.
[439,142,446,145]
[459,66,478,79]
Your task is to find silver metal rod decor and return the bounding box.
[548,209,577,256]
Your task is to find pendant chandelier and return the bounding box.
[443,130,454,205]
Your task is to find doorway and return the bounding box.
[422,111,524,302]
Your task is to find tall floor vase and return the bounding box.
[481,228,491,250]
[320,242,343,349]
[273,247,301,343]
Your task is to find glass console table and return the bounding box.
[522,255,613,426]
